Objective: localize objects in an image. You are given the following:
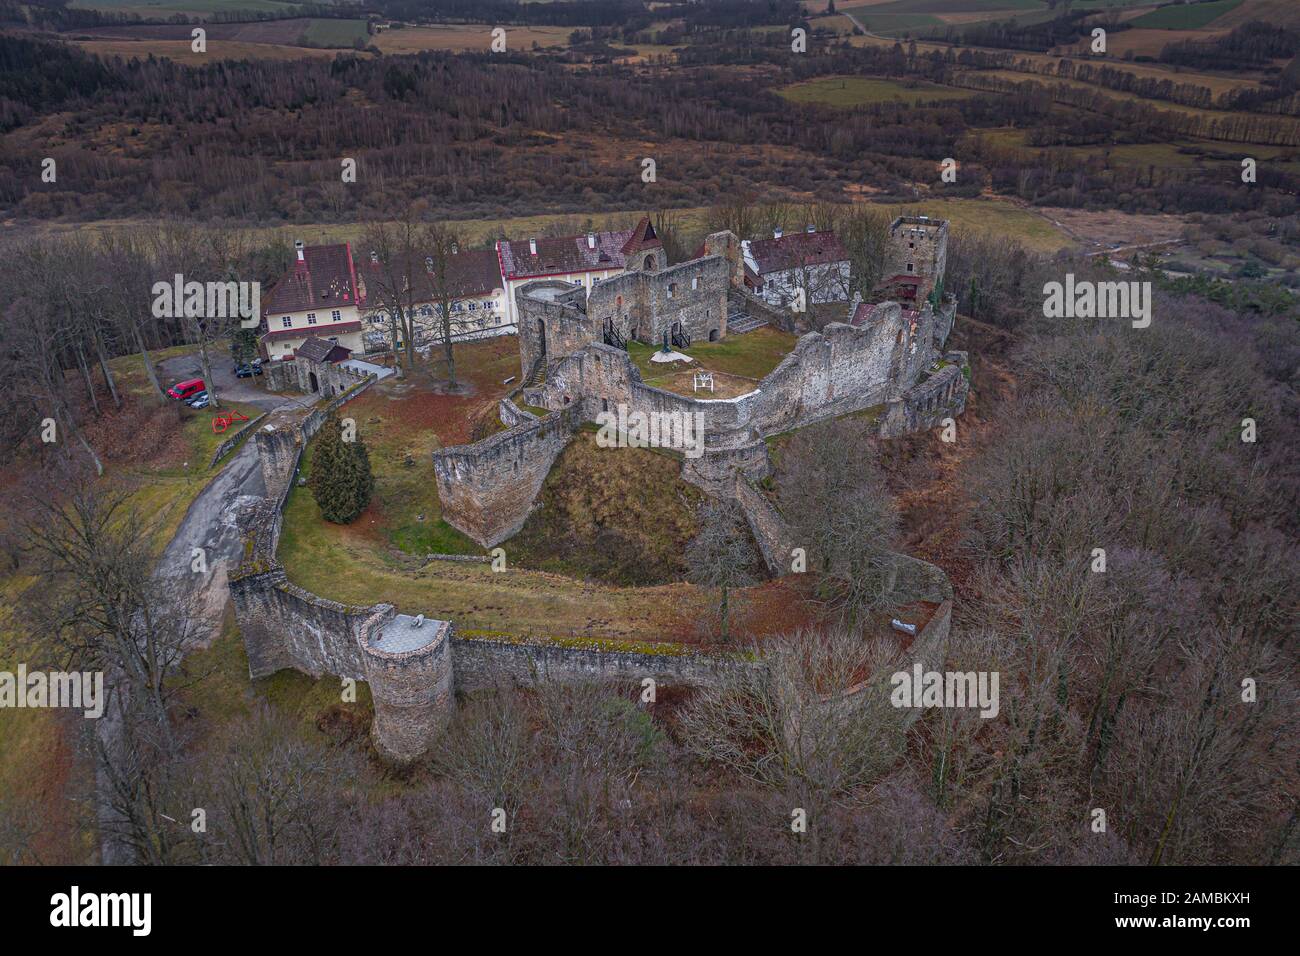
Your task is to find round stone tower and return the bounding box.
[356,607,456,762]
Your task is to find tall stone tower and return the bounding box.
[880,216,949,306]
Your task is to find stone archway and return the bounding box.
[308,370,319,393]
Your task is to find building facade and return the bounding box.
[258,241,365,361]
[743,227,851,308]
[356,248,509,353]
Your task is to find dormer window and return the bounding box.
[307,313,317,325]
[281,316,292,328]
[331,310,342,321]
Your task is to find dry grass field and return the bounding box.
[373,23,571,54]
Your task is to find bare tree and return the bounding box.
[777,417,900,626]
[685,499,756,642]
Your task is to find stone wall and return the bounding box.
[229,566,383,681]
[879,352,970,440]
[431,405,580,547]
[264,356,369,398]
[587,254,731,345]
[516,280,593,380]
[450,635,760,693]
[209,412,268,468]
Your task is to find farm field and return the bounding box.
[778,75,978,107]
[372,23,572,54]
[69,0,301,16]
[68,18,369,49]
[1131,0,1244,29]
[976,128,1300,174]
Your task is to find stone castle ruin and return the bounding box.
[434,218,969,554]
[230,214,969,762]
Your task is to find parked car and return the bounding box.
[188,393,211,410]
[234,364,256,378]
[184,390,209,407]
[167,378,205,400]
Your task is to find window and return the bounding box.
[692,275,699,290]
[331,310,341,322]
[452,302,463,312]
[907,263,914,273]
[667,283,677,299]
[484,300,495,310]
[468,301,477,311]
[281,316,292,328]
[909,242,915,249]
[328,337,338,343]
[307,313,317,325]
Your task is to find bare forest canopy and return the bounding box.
[1,33,1297,225]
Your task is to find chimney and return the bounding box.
[370,250,378,263]
[806,224,815,233]
[451,242,458,255]
[529,238,537,256]
[294,239,305,262]
[773,227,782,240]
[587,232,596,250]
[425,256,434,272]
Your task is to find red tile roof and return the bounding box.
[357,248,502,304]
[498,216,659,280]
[263,243,360,317]
[747,230,848,275]
[262,320,362,342]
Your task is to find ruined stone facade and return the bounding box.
[431,405,580,547]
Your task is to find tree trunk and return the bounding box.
[95,328,122,409]
[134,324,166,404]
[76,342,100,416]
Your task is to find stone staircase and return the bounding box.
[726,287,787,335]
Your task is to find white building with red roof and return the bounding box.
[742,226,850,309]
[259,241,366,361]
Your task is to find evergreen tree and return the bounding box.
[309,414,374,524]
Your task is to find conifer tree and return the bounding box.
[309,414,374,524]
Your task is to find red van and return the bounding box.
[167,378,205,400]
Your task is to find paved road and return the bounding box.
[154,436,269,648]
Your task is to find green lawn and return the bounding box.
[1131,0,1244,29]
[778,76,977,108]
[628,325,799,383]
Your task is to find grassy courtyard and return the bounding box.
[628,325,799,390]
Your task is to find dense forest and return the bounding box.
[1,33,1296,224]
